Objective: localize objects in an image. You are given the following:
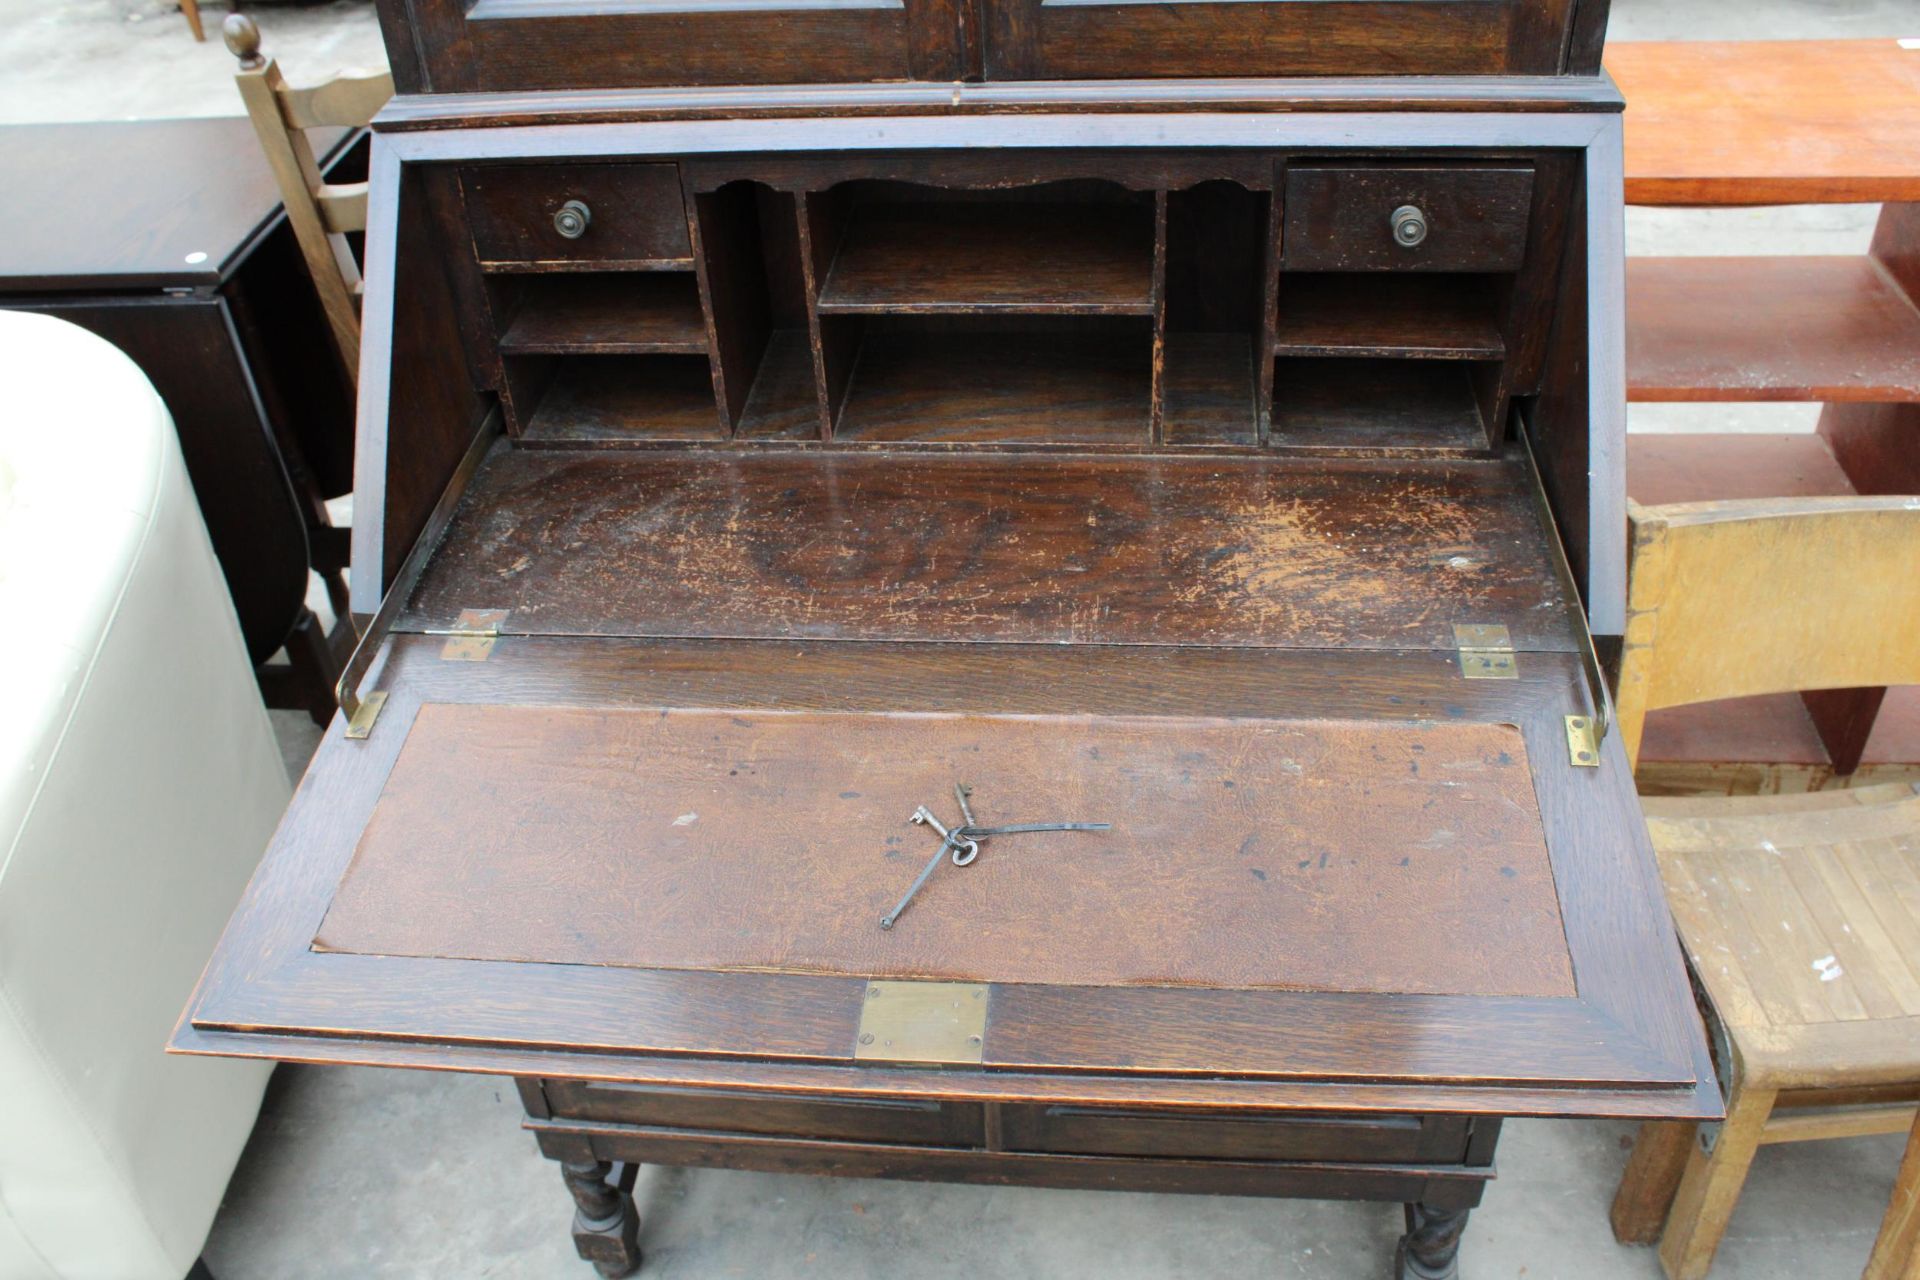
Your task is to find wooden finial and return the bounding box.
[223,13,264,70]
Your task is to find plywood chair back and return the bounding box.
[1618,496,1920,771]
[223,13,393,389]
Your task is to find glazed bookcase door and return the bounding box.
[982,0,1589,79]
[383,0,969,93]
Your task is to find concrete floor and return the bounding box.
[5,0,1918,1274]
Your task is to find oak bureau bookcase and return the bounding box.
[174,1,1721,1275]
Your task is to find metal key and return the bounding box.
[880,842,948,932]
[882,794,1106,931]
[948,785,1109,858]
[881,807,980,930]
[911,805,980,864]
[951,786,981,865]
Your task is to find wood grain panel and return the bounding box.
[1000,1105,1468,1163]
[833,330,1153,443]
[981,0,1527,79]
[1270,357,1491,450]
[317,704,1573,997]
[1611,40,1920,206]
[457,2,920,91]
[1644,784,1920,1087]
[1627,257,1920,403]
[1618,499,1920,767]
[1273,274,1505,359]
[401,446,1579,651]
[498,273,708,354]
[180,636,1714,1111]
[528,1116,1485,1204]
[818,204,1155,315]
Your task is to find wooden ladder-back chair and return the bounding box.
[1608,495,1920,1280]
[223,13,392,389]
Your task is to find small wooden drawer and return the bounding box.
[1002,1105,1471,1164]
[461,163,694,271]
[542,1080,986,1147]
[1282,165,1534,273]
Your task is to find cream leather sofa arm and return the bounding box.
[0,312,290,1279]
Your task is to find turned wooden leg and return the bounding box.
[1612,1120,1701,1244]
[1864,1110,1920,1280]
[1395,1202,1469,1280]
[1658,1084,1775,1280]
[562,1159,642,1278]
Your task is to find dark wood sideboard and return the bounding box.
[0,119,361,725]
[174,3,1721,1277]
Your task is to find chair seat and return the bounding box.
[1643,783,1920,1091]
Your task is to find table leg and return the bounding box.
[561,1158,642,1278]
[1395,1202,1469,1280]
[1864,1110,1920,1280]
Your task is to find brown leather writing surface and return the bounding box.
[318,703,1574,998]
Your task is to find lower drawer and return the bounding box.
[542,1080,985,1147]
[539,1081,1471,1165]
[1001,1105,1471,1164]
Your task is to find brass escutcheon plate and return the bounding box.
[854,981,989,1065]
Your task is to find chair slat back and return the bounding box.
[224,14,394,390]
[278,70,394,132]
[1618,496,1920,769]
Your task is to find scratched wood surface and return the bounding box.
[1643,784,1920,1086]
[317,703,1573,997]
[401,446,1578,651]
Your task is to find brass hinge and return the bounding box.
[854,981,989,1066]
[430,608,508,661]
[344,691,389,741]
[1565,715,1601,768]
[1454,623,1518,679]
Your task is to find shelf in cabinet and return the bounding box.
[1274,275,1506,360]
[483,257,696,275]
[1271,357,1489,452]
[1628,255,1920,402]
[499,274,709,355]
[834,332,1152,443]
[519,355,723,445]
[817,204,1156,316]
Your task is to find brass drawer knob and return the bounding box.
[553,199,592,240]
[1390,204,1429,248]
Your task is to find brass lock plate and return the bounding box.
[854,981,989,1065]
